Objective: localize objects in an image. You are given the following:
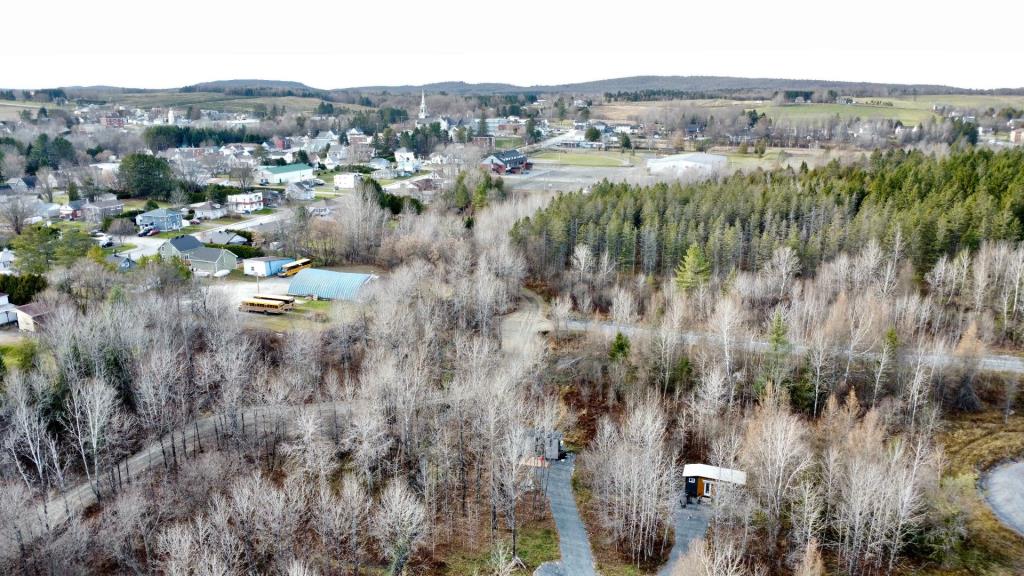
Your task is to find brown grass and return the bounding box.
[916,412,1024,576]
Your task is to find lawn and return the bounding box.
[122,198,171,211]
[531,150,634,167]
[440,524,559,575]
[495,136,524,150]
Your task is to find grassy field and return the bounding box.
[439,524,559,575]
[495,136,524,150]
[593,94,1024,127]
[760,103,937,124]
[102,91,377,116]
[0,100,74,121]
[532,150,635,167]
[919,412,1024,576]
[711,146,864,172]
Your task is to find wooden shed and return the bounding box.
[682,463,746,501]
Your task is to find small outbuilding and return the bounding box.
[15,303,48,332]
[682,463,747,501]
[287,269,376,301]
[243,256,295,277]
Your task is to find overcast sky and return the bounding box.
[7,0,1023,90]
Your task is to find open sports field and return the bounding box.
[531,150,638,167]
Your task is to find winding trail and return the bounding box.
[983,461,1024,537]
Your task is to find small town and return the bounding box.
[1,2,1024,576]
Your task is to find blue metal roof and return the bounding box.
[287,269,375,301]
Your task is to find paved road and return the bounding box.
[566,319,1024,376]
[543,455,596,576]
[657,498,711,575]
[983,461,1024,537]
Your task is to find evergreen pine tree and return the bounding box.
[674,244,711,291]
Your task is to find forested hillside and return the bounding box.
[511,149,1024,283]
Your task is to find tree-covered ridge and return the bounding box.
[511,148,1024,282]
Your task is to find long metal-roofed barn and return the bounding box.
[286,269,377,301]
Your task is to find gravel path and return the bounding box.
[544,455,596,576]
[983,460,1024,537]
[657,497,711,575]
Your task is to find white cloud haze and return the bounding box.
[6,0,1023,89]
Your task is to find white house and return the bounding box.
[0,293,17,324]
[226,192,264,214]
[285,180,317,201]
[394,147,416,165]
[190,201,227,220]
[257,163,315,185]
[646,153,727,177]
[0,248,16,275]
[333,172,362,190]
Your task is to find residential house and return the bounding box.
[324,145,349,169]
[333,172,362,190]
[83,198,124,223]
[1011,128,1024,145]
[0,248,15,274]
[184,247,238,276]
[15,303,48,332]
[60,200,87,220]
[105,254,137,272]
[394,147,416,165]
[257,163,315,185]
[207,230,248,245]
[367,158,390,171]
[481,149,530,174]
[285,180,317,201]
[158,235,204,260]
[0,293,17,325]
[136,208,183,231]
[4,177,35,194]
[242,256,294,277]
[308,130,338,153]
[226,192,264,214]
[191,201,227,220]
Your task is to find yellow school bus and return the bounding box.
[251,294,296,310]
[239,297,288,315]
[277,258,313,277]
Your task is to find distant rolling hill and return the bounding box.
[50,76,1024,103]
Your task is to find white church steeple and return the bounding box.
[418,90,427,120]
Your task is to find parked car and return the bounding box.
[89,230,104,237]
[145,228,161,236]
[137,227,152,237]
[100,239,114,248]
[190,219,201,226]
